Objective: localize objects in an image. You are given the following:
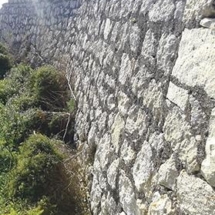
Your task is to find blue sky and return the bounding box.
[0,0,8,8]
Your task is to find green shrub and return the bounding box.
[66,98,76,113]
[0,79,10,104]
[0,54,12,79]
[8,134,62,202]
[30,66,69,111]
[0,64,33,105]
[0,43,9,55]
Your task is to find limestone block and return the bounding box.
[129,24,141,53]
[140,0,156,16]
[201,108,215,186]
[107,94,115,111]
[189,95,207,130]
[98,112,108,135]
[101,192,117,215]
[200,17,215,29]
[148,193,174,215]
[143,80,164,126]
[88,123,98,145]
[119,170,144,215]
[149,0,175,22]
[158,156,178,190]
[157,34,178,76]
[118,53,133,85]
[141,29,156,65]
[107,159,119,189]
[95,133,113,170]
[104,18,112,40]
[164,107,191,149]
[183,0,215,26]
[177,170,215,215]
[167,82,188,111]
[131,64,154,96]
[111,113,125,152]
[117,91,131,116]
[90,176,103,215]
[125,105,147,136]
[164,107,199,172]
[120,139,136,165]
[132,142,154,193]
[172,28,215,99]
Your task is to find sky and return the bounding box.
[0,0,8,8]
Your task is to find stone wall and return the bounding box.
[1,0,215,214]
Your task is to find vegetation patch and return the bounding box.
[0,44,90,215]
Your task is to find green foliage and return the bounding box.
[0,53,12,79]
[0,79,10,104]
[0,59,89,215]
[0,43,9,55]
[8,134,62,202]
[0,64,33,106]
[30,66,69,111]
[0,43,12,79]
[66,98,76,113]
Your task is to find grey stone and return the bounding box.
[177,170,215,215]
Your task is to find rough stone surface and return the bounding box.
[1,0,215,214]
[201,108,215,187]
[172,28,215,99]
[158,155,178,191]
[177,171,215,215]
[148,193,175,215]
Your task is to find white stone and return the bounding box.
[158,155,178,190]
[172,28,215,99]
[95,133,113,170]
[111,113,125,152]
[141,29,156,65]
[132,142,154,192]
[201,108,215,186]
[183,0,215,25]
[104,19,112,40]
[143,80,164,126]
[167,82,188,111]
[107,94,116,111]
[120,139,136,165]
[98,112,107,134]
[157,33,178,76]
[149,0,175,22]
[90,176,103,215]
[125,105,147,136]
[107,159,119,189]
[119,170,143,215]
[88,123,97,145]
[129,24,140,53]
[177,170,215,215]
[200,18,215,29]
[148,193,174,215]
[118,53,133,85]
[164,107,199,172]
[164,107,191,149]
[118,91,131,116]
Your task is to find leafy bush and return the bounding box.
[0,43,12,78]
[0,43,9,55]
[0,64,33,106]
[8,134,62,202]
[0,61,89,215]
[30,66,69,111]
[66,98,76,113]
[0,54,12,79]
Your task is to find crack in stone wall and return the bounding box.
[1,0,215,214]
